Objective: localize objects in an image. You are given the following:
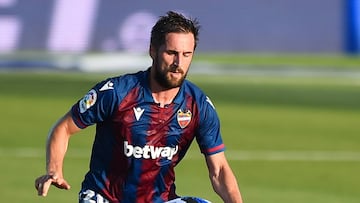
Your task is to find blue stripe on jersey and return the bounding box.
[128,89,153,202]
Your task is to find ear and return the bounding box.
[149,45,156,59]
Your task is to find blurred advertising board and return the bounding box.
[0,0,347,54]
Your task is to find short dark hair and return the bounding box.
[150,11,200,50]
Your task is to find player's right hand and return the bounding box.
[35,174,71,196]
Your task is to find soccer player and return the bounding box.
[35,11,243,203]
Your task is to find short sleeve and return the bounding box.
[196,96,225,155]
[71,78,118,129]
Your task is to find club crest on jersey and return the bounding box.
[177,109,192,128]
[79,89,97,113]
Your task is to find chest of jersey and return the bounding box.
[107,101,198,168]
[115,103,196,146]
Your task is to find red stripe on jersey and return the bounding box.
[136,104,173,202]
[105,87,141,201]
[204,143,225,154]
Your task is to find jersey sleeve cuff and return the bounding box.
[201,144,225,155]
[71,105,88,129]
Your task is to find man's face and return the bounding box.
[151,32,195,89]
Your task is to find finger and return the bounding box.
[40,176,54,196]
[52,177,71,190]
[35,176,48,196]
[36,182,42,195]
[35,177,41,190]
[35,175,54,196]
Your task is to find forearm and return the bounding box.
[46,129,69,175]
[210,166,243,203]
[35,112,79,196]
[45,112,79,175]
[206,153,243,203]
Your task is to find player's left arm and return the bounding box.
[205,152,243,203]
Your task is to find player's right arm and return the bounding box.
[35,111,81,196]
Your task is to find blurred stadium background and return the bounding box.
[1,0,360,203]
[0,0,359,70]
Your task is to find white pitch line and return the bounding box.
[223,150,360,161]
[0,148,90,158]
[1,148,360,161]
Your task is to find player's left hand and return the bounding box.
[35,174,70,196]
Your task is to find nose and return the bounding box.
[173,54,180,67]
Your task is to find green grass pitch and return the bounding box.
[0,56,360,202]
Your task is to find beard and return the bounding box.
[153,55,187,89]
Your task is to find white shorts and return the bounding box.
[165,197,212,203]
[79,189,109,203]
[79,189,211,203]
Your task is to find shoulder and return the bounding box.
[112,70,145,88]
[183,80,216,110]
[182,80,205,99]
[95,70,145,94]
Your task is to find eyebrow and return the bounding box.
[166,50,193,55]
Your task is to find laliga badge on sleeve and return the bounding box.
[79,89,97,113]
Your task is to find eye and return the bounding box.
[166,50,177,55]
[183,52,193,57]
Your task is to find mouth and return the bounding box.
[169,71,182,78]
[170,67,183,74]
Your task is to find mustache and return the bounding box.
[169,64,184,74]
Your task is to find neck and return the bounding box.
[149,70,180,108]
[152,88,179,107]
